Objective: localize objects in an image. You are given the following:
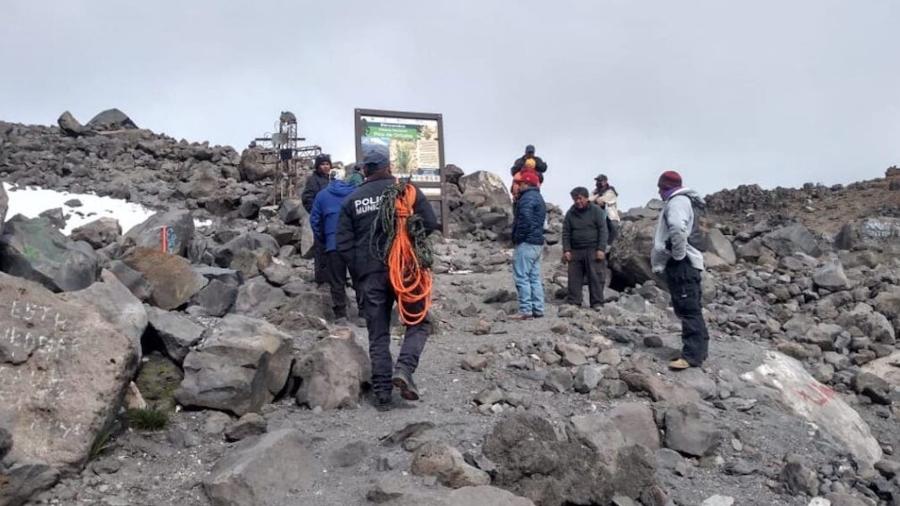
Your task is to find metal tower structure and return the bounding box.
[253,111,322,203]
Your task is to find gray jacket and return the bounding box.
[651,187,705,273]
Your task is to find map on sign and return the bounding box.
[360,115,441,183]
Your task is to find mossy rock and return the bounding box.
[135,352,183,412]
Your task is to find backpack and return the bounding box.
[666,193,708,252]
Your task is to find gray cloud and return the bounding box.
[2,0,898,209]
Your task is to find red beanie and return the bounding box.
[520,171,540,187]
[657,170,682,189]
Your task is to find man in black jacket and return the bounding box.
[302,154,332,285]
[510,144,548,183]
[562,187,608,309]
[336,144,438,411]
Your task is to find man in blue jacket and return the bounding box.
[510,171,547,320]
[310,169,361,322]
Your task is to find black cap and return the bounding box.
[314,154,331,169]
[362,144,390,172]
[594,174,608,181]
[525,144,535,154]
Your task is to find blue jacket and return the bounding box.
[310,180,357,252]
[512,187,546,245]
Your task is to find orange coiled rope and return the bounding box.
[386,183,433,325]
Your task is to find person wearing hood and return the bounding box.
[592,174,620,250]
[303,154,333,285]
[651,170,710,370]
[310,169,362,322]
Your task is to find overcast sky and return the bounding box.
[2,0,898,209]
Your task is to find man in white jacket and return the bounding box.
[651,170,710,370]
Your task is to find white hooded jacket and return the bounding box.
[651,187,705,273]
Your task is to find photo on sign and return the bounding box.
[360,116,440,183]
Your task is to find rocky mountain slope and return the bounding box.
[0,111,898,506]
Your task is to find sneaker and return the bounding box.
[668,358,691,370]
[532,312,544,319]
[392,369,420,401]
[372,392,393,411]
[510,313,533,321]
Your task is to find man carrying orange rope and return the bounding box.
[336,144,438,412]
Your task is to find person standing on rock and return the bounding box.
[651,170,710,370]
[302,154,333,286]
[592,174,620,250]
[563,187,608,309]
[510,144,548,183]
[336,144,438,411]
[310,169,362,324]
[510,171,547,320]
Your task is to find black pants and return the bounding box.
[567,248,604,307]
[359,271,430,395]
[665,258,710,366]
[314,240,328,285]
[326,251,349,319]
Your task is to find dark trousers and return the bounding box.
[665,258,710,366]
[326,251,349,319]
[567,248,605,307]
[359,271,430,394]
[314,240,328,284]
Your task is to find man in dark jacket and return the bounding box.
[562,187,608,309]
[302,154,332,285]
[310,169,361,322]
[510,171,546,320]
[336,144,438,411]
[510,144,548,183]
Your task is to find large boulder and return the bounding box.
[123,248,208,310]
[203,429,319,506]
[608,216,659,287]
[189,279,238,317]
[213,232,280,268]
[234,276,287,317]
[0,216,99,292]
[704,228,736,265]
[812,259,849,291]
[411,442,491,488]
[834,217,900,253]
[61,269,148,362]
[458,171,511,209]
[663,403,722,457]
[294,333,371,410]
[145,305,205,363]
[56,111,86,137]
[761,223,822,257]
[862,352,900,390]
[86,108,138,131]
[742,351,883,472]
[176,315,292,416]
[483,414,656,505]
[0,272,138,503]
[70,217,122,249]
[238,147,275,182]
[124,210,195,257]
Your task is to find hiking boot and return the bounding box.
[532,312,544,319]
[510,313,533,321]
[590,303,604,311]
[392,369,420,401]
[372,392,393,411]
[668,358,691,370]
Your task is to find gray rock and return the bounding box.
[608,403,660,450]
[145,306,205,363]
[86,108,138,131]
[277,198,307,225]
[238,196,261,219]
[663,404,722,457]
[261,262,292,286]
[458,171,511,209]
[235,276,286,317]
[124,210,194,257]
[701,495,735,506]
[824,493,869,506]
[0,216,99,292]
[176,315,292,416]
[574,365,603,393]
[556,342,589,366]
[238,147,274,182]
[543,368,574,393]
[852,371,892,405]
[781,454,819,496]
[62,269,148,362]
[193,266,243,286]
[329,441,368,468]
[834,217,900,254]
[411,442,491,488]
[57,110,86,137]
[0,272,138,505]
[70,217,122,249]
[675,369,718,400]
[0,463,61,506]
[203,429,318,506]
[704,229,736,264]
[224,413,267,442]
[295,333,371,410]
[762,223,822,257]
[214,232,280,268]
[813,260,849,291]
[122,247,208,310]
[189,279,237,317]
[108,260,153,301]
[0,183,7,236]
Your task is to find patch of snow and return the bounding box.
[3,182,156,235]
